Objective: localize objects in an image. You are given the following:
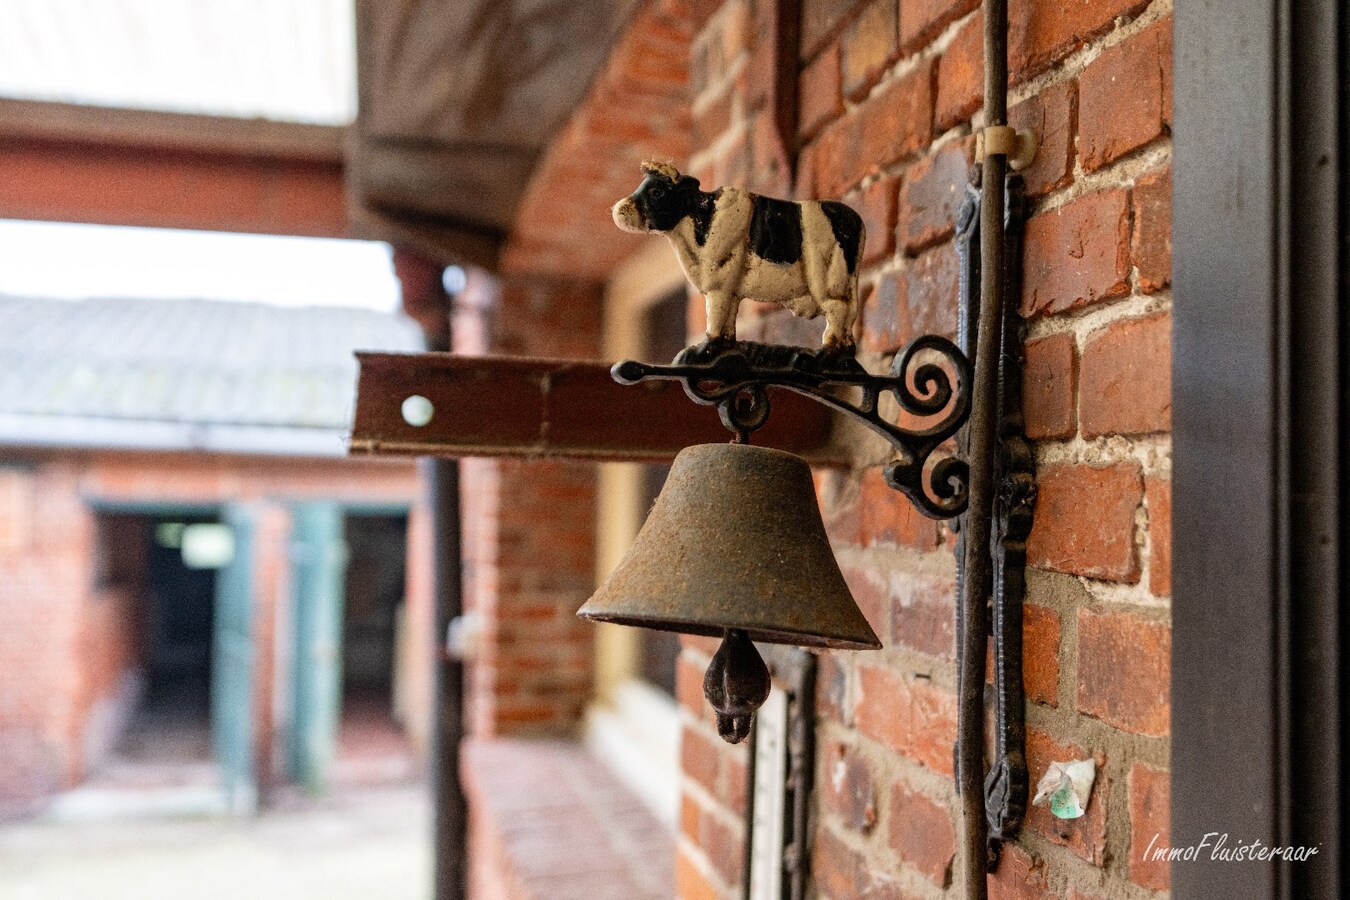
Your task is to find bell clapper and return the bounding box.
[703,629,771,744]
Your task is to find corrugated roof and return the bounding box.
[0,295,423,455]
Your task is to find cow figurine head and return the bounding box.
[613,160,863,356]
[612,160,704,234]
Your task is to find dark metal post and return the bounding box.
[957,0,1010,895]
[391,248,468,900]
[428,452,467,900]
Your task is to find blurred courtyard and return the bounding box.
[0,783,430,900]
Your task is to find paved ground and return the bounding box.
[0,784,431,900]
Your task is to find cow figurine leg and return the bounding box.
[612,160,865,357]
[705,291,740,345]
[820,297,858,354]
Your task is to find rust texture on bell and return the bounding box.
[577,441,880,742]
[703,629,770,743]
[577,442,879,649]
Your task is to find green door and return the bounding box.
[288,502,348,793]
[211,504,257,814]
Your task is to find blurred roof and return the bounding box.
[0,296,423,457]
[349,0,641,269]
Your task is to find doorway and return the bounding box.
[84,505,249,803]
[116,514,222,768]
[339,512,412,776]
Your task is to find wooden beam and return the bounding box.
[350,352,846,465]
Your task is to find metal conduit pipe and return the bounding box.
[958,0,1010,896]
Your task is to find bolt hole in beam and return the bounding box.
[402,395,434,427]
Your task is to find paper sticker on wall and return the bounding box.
[1031,758,1097,820]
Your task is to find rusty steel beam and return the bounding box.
[0,122,347,237]
[350,352,846,465]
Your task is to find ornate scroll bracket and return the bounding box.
[612,334,972,519]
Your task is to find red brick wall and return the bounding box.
[671,1,1173,897]
[454,270,604,738]
[0,452,430,813]
[0,463,94,812]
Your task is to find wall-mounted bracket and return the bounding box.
[612,335,972,519]
[348,352,847,465]
[954,174,1035,864]
[976,125,1038,172]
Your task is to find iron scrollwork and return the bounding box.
[611,336,972,520]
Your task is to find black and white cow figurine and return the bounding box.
[612,160,864,355]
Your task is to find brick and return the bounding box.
[1022,332,1077,440]
[676,847,718,900]
[859,466,942,551]
[818,470,863,546]
[757,305,828,346]
[802,0,870,59]
[842,0,899,100]
[749,110,792,195]
[1079,19,1172,171]
[903,243,960,344]
[987,845,1053,900]
[1079,312,1172,437]
[901,0,980,54]
[1024,729,1106,864]
[686,287,707,338]
[857,60,935,174]
[1022,603,1061,706]
[738,22,779,114]
[1026,462,1142,582]
[677,652,707,716]
[862,273,903,352]
[809,114,862,198]
[1021,189,1132,317]
[725,749,749,809]
[857,175,900,266]
[818,653,852,725]
[822,743,878,832]
[1146,477,1171,596]
[692,86,734,149]
[799,44,844,140]
[701,809,742,885]
[812,827,869,898]
[899,142,970,253]
[1009,0,1151,83]
[1129,763,1171,890]
[842,564,892,645]
[888,785,955,886]
[1132,166,1172,292]
[892,573,956,661]
[1008,79,1076,198]
[681,723,721,793]
[680,794,701,841]
[1078,609,1170,735]
[714,128,752,187]
[720,0,751,61]
[682,632,723,658]
[855,665,956,775]
[935,10,983,131]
